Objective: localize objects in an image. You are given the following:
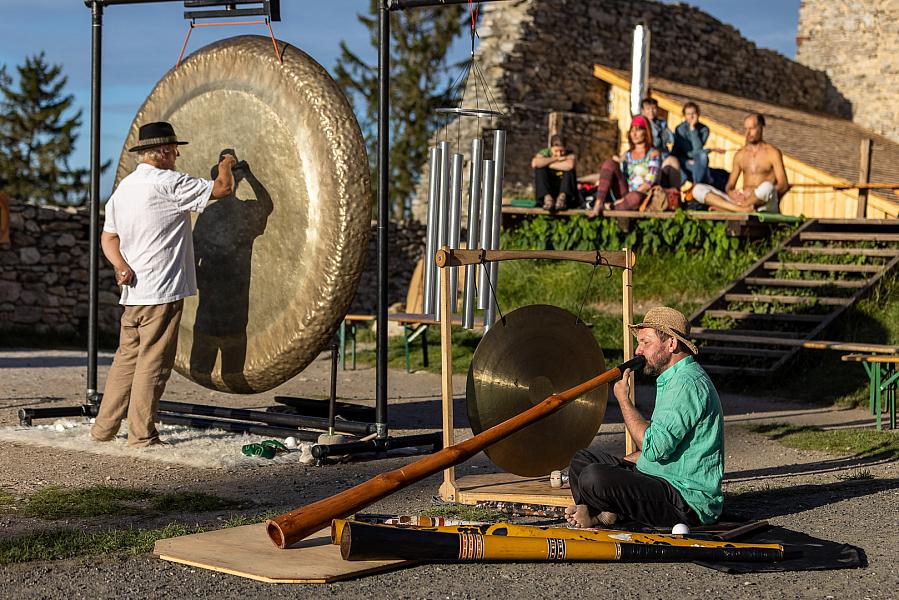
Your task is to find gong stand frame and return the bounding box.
[433,247,637,503]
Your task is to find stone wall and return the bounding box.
[0,200,424,341]
[412,0,845,218]
[0,202,122,340]
[797,0,899,143]
[348,219,427,314]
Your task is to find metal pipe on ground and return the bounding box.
[310,431,442,460]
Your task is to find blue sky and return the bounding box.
[0,0,799,198]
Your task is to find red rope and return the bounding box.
[469,0,479,33]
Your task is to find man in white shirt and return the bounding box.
[91,121,236,447]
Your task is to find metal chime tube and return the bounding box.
[462,138,483,329]
[435,140,452,320]
[485,130,507,328]
[422,147,441,315]
[447,153,464,313]
[478,159,496,310]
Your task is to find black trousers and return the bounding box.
[534,167,578,208]
[568,448,700,528]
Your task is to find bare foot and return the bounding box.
[555,193,567,210]
[542,194,554,211]
[564,505,618,528]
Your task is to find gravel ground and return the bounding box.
[1,348,897,599]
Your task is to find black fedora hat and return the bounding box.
[128,121,189,152]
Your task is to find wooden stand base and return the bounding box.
[454,472,573,507]
[154,524,410,584]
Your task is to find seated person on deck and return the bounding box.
[565,307,724,529]
[582,115,660,217]
[641,97,683,189]
[531,135,578,211]
[672,101,724,185]
[691,113,790,213]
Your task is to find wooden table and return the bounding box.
[841,353,899,429]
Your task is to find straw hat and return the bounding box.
[628,306,699,355]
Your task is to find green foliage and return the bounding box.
[500,211,744,258]
[748,423,899,460]
[0,53,106,205]
[335,1,465,216]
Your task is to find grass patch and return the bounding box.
[0,523,202,565]
[837,470,874,481]
[0,489,15,508]
[0,510,279,565]
[22,486,154,519]
[421,503,507,522]
[15,486,245,520]
[747,423,899,460]
[149,491,243,513]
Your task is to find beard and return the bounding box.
[642,348,671,377]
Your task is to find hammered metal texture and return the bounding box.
[466,305,607,476]
[115,36,371,393]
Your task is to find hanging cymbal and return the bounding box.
[466,304,607,477]
[114,36,370,393]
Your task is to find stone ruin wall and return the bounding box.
[0,200,424,341]
[797,0,899,144]
[412,0,844,219]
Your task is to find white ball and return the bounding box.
[671,523,690,535]
[284,436,298,449]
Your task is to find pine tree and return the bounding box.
[0,53,94,206]
[335,1,465,217]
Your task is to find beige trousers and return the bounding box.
[91,300,184,447]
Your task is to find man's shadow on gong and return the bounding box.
[190,149,274,392]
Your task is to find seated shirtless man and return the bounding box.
[692,113,790,213]
[564,307,724,529]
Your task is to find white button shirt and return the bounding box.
[103,163,214,306]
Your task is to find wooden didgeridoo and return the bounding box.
[266,355,646,548]
[339,521,784,563]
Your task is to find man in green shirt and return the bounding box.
[565,306,724,529]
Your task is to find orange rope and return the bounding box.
[175,18,282,67]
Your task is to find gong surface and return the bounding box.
[115,36,370,393]
[466,305,607,477]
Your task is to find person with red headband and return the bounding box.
[583,115,660,216]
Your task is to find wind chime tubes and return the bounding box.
[422,126,505,329]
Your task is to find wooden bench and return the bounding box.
[841,353,899,430]
[340,312,473,373]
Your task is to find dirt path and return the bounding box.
[1,348,897,599]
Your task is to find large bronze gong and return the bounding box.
[466,304,607,476]
[115,36,370,393]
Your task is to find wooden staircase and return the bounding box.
[689,219,899,376]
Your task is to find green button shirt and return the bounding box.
[635,356,724,523]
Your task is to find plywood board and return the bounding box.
[454,472,574,507]
[154,523,411,584]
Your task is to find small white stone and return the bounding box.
[671,523,690,535]
[284,436,298,449]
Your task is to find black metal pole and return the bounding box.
[375,0,390,438]
[86,1,103,405]
[387,0,507,12]
[329,339,339,434]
